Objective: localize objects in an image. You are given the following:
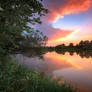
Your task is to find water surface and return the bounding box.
[15,51,92,92]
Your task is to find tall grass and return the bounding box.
[0,57,77,92]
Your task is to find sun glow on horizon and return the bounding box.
[48,28,81,46]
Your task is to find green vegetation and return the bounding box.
[0,0,48,57]
[0,57,76,92]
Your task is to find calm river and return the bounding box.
[15,51,92,92]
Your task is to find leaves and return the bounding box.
[0,0,48,56]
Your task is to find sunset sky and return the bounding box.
[37,0,92,46]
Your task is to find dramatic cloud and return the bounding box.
[38,23,73,39]
[39,0,92,46]
[37,23,73,46]
[49,29,72,40]
[62,0,91,14]
[44,0,91,22]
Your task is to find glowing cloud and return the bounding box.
[45,0,91,22]
[48,29,80,46]
[47,28,73,46]
[62,0,91,15]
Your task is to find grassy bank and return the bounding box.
[0,57,76,92]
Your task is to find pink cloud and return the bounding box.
[49,29,73,41]
[44,0,91,22]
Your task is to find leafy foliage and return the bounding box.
[0,0,48,28]
[0,0,48,56]
[21,31,48,47]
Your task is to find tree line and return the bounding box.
[55,40,92,50]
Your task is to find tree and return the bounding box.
[69,43,74,47]
[0,0,48,28]
[79,40,84,46]
[21,31,48,47]
[0,0,48,56]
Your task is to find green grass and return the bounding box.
[0,57,77,92]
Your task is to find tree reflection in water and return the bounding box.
[18,47,92,59]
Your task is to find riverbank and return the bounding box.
[0,57,76,92]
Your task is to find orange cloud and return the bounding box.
[47,28,73,46]
[46,0,91,22]
[49,29,73,40]
[39,23,73,43]
[62,0,91,15]
[48,28,82,46]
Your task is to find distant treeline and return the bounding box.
[48,40,92,51]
